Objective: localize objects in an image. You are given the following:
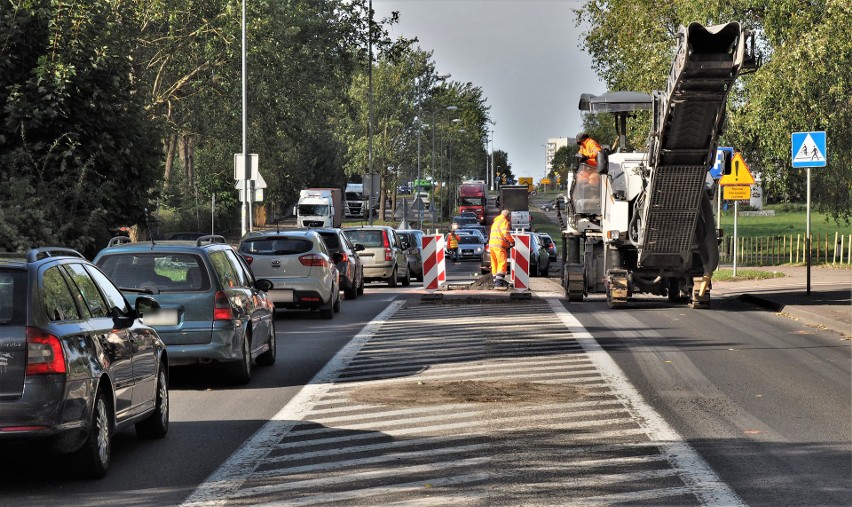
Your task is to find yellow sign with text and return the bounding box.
[723,185,750,200]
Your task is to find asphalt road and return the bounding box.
[566,291,851,506]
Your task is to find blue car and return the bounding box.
[94,235,276,384]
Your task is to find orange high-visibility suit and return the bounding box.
[489,211,514,276]
[578,136,602,167]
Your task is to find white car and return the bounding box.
[238,230,340,319]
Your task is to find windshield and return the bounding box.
[459,197,484,207]
[458,236,482,245]
[345,192,363,200]
[298,204,329,216]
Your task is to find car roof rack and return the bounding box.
[196,235,227,246]
[107,236,133,248]
[27,247,86,262]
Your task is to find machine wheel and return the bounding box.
[256,321,276,366]
[76,388,112,479]
[667,278,690,304]
[228,333,253,384]
[387,267,398,287]
[135,364,169,439]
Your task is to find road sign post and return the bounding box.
[719,152,756,276]
[792,131,827,295]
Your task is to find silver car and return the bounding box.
[344,226,411,287]
[239,230,340,319]
[396,229,424,282]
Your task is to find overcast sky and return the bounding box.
[372,0,606,182]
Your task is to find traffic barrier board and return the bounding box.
[510,233,530,291]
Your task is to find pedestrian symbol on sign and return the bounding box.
[793,134,824,163]
[791,131,827,168]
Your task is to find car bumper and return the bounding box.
[362,264,395,281]
[0,376,94,451]
[156,322,245,365]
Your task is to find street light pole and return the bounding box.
[367,0,374,226]
[241,0,249,236]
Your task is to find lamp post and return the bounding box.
[367,0,374,226]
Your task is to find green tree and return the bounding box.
[574,0,851,222]
[0,1,161,255]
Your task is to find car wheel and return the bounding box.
[256,321,276,366]
[319,296,334,319]
[76,388,112,479]
[344,278,358,299]
[136,364,169,439]
[387,267,398,287]
[402,265,411,287]
[357,275,365,295]
[333,289,341,313]
[228,333,252,384]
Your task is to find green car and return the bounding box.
[94,236,276,384]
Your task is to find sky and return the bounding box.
[372,0,606,182]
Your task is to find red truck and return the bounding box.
[458,180,486,223]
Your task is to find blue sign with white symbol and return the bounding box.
[791,131,827,168]
[710,147,734,179]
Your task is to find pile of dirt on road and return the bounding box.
[351,380,586,406]
[468,273,497,290]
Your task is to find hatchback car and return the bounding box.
[529,232,551,277]
[396,229,424,282]
[344,226,410,287]
[292,228,364,300]
[94,235,275,384]
[538,233,558,262]
[0,247,168,478]
[239,230,340,318]
[457,234,486,262]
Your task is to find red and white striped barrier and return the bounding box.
[510,233,530,290]
[422,234,446,290]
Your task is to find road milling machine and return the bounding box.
[559,22,758,308]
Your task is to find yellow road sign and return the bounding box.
[723,185,750,200]
[719,152,755,186]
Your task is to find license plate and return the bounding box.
[143,308,178,327]
[268,289,295,303]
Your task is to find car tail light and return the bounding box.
[26,327,66,375]
[242,254,254,265]
[299,254,329,267]
[382,231,393,261]
[213,290,233,321]
[339,252,349,263]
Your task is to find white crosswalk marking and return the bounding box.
[183,299,741,506]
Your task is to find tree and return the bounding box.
[574,0,851,222]
[0,1,161,255]
[493,150,514,184]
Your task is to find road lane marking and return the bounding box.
[546,298,745,507]
[181,299,405,507]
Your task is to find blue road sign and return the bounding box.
[710,147,734,179]
[791,131,827,168]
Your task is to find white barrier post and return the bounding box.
[511,232,530,291]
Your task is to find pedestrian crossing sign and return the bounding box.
[791,131,827,168]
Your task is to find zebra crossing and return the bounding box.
[183,298,741,506]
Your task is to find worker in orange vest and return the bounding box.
[576,132,602,168]
[447,230,459,262]
[489,209,514,289]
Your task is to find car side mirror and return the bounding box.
[255,279,274,291]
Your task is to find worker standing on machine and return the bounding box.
[576,132,602,168]
[576,133,603,199]
[489,209,514,289]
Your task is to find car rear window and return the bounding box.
[240,237,313,255]
[318,232,341,251]
[345,230,384,247]
[0,270,27,325]
[97,253,210,292]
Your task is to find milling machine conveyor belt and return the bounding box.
[638,22,748,269]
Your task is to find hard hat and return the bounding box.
[576,132,589,143]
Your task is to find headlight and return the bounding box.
[475,247,483,253]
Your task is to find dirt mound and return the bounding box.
[351,380,586,406]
